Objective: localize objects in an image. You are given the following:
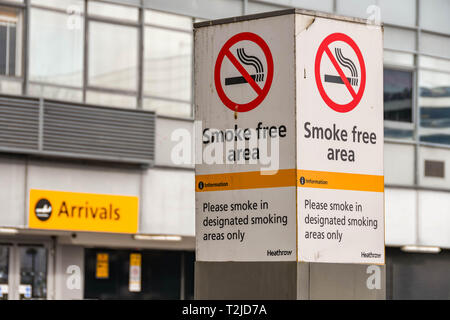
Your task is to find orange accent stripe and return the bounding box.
[196,169,296,192]
[297,170,384,192]
[196,169,384,193]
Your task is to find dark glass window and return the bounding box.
[0,245,8,277]
[19,246,47,300]
[386,247,450,300]
[384,68,413,122]
[0,245,8,300]
[419,70,450,145]
[184,251,195,300]
[85,248,183,300]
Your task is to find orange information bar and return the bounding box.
[196,169,296,192]
[196,169,383,193]
[297,170,384,193]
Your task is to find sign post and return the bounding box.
[194,9,385,299]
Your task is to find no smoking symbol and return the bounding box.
[214,32,274,113]
[315,33,366,113]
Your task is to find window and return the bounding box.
[0,246,8,300]
[384,50,414,68]
[0,6,22,77]
[184,251,195,300]
[378,0,416,27]
[88,21,138,92]
[420,56,450,73]
[384,69,413,122]
[419,0,450,35]
[144,27,192,101]
[88,0,138,22]
[420,32,450,60]
[419,70,450,145]
[84,248,183,300]
[383,68,414,140]
[31,0,83,11]
[386,247,450,299]
[86,1,139,108]
[144,9,192,30]
[29,7,84,87]
[19,246,47,300]
[143,10,192,117]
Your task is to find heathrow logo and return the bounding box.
[34,198,52,221]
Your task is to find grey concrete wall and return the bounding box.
[0,156,26,228]
[140,168,195,236]
[309,263,385,300]
[384,142,415,186]
[54,245,84,300]
[195,262,385,300]
[195,262,299,299]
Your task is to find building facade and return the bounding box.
[0,0,449,299]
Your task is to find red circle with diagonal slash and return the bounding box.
[315,33,366,113]
[214,32,274,113]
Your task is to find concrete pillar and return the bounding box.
[195,262,385,300]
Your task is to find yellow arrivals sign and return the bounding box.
[29,189,139,233]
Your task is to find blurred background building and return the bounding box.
[0,0,448,300]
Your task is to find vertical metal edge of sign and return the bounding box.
[137,174,143,235]
[381,26,386,265]
[26,175,30,229]
[27,189,31,229]
[135,196,140,234]
[193,25,199,261]
[294,13,299,263]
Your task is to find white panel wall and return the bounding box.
[419,190,450,248]
[383,26,416,52]
[418,146,450,190]
[420,32,450,59]
[378,0,416,27]
[0,156,26,227]
[155,117,194,169]
[384,142,415,186]
[140,168,195,236]
[54,245,84,300]
[252,0,334,12]
[247,1,283,15]
[336,0,375,19]
[384,188,416,246]
[27,161,141,196]
[419,0,450,35]
[144,0,243,20]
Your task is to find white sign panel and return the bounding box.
[195,14,297,262]
[296,17,384,264]
[194,11,384,264]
